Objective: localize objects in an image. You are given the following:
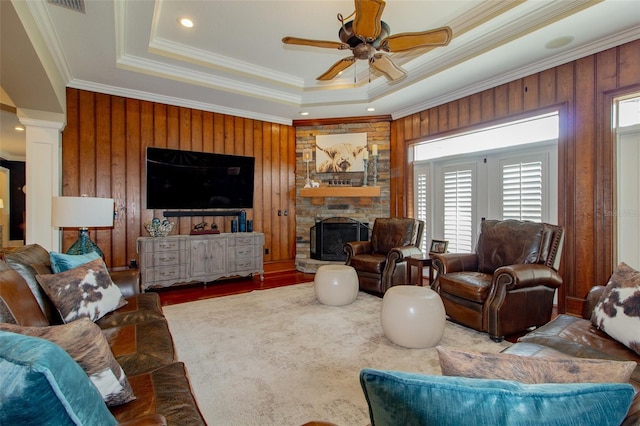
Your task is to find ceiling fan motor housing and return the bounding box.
[339,20,390,49]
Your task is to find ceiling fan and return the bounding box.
[282,0,452,82]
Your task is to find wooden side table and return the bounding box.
[406,254,433,286]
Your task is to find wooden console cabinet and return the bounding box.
[137,233,264,291]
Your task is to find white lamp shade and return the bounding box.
[52,196,114,228]
[0,199,3,209]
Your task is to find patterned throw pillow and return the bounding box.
[591,262,640,356]
[437,346,636,384]
[36,258,127,323]
[0,319,135,406]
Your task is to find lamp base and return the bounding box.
[67,229,104,257]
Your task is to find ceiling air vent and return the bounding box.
[47,0,85,13]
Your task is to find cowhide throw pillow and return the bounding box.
[591,262,640,356]
[0,318,135,406]
[36,258,127,323]
[437,346,636,384]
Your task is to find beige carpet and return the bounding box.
[163,283,511,426]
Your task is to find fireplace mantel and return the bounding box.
[300,186,381,198]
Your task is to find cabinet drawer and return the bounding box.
[144,250,182,267]
[145,265,183,280]
[229,235,256,246]
[153,240,183,251]
[229,258,255,272]
[232,245,255,259]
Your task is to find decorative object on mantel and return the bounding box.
[363,148,369,187]
[303,148,313,188]
[144,218,174,237]
[190,222,220,235]
[372,144,378,186]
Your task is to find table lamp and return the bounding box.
[52,195,114,257]
[0,199,3,208]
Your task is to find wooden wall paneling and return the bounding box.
[288,126,297,260]
[428,109,438,134]
[95,93,113,265]
[390,120,401,217]
[570,56,597,305]
[252,121,264,239]
[494,84,509,118]
[539,68,556,107]
[138,101,155,263]
[481,90,494,122]
[448,100,460,130]
[268,124,280,260]
[60,89,79,251]
[109,97,127,265]
[594,48,619,286]
[458,97,470,128]
[469,93,482,125]
[618,40,640,87]
[262,123,273,261]
[507,79,523,114]
[125,99,142,266]
[419,110,429,136]
[437,104,449,132]
[522,75,539,111]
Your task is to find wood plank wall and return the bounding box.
[390,39,640,315]
[62,88,296,270]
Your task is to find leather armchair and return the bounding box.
[344,217,424,295]
[431,219,564,341]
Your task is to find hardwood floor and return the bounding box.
[151,269,314,306]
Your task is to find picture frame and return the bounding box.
[429,239,449,254]
[315,133,368,173]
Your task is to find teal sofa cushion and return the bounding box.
[360,368,634,426]
[49,251,102,273]
[0,330,117,426]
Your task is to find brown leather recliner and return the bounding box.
[431,219,564,341]
[344,217,424,296]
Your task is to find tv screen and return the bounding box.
[146,147,255,210]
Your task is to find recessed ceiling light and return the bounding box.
[545,36,574,50]
[367,107,375,112]
[14,125,24,132]
[179,18,194,28]
[299,112,309,116]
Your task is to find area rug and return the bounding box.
[163,283,511,426]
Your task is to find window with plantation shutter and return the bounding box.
[413,112,558,253]
[443,167,474,253]
[414,165,430,253]
[502,160,543,221]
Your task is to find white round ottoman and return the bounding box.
[381,285,446,348]
[314,265,359,306]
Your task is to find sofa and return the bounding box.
[501,283,640,425]
[0,244,206,425]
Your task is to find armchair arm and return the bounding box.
[388,245,423,262]
[431,253,478,275]
[344,241,372,263]
[492,264,563,291]
[582,285,606,320]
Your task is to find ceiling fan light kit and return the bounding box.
[282,0,452,82]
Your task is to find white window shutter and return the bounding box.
[502,161,543,221]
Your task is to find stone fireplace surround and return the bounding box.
[294,122,391,273]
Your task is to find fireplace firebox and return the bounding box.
[310,217,369,261]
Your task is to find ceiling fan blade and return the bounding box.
[282,37,346,50]
[379,27,453,52]
[370,54,407,81]
[317,57,356,81]
[352,0,385,41]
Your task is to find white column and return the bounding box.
[19,117,64,251]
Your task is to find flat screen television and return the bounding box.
[146,147,255,210]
